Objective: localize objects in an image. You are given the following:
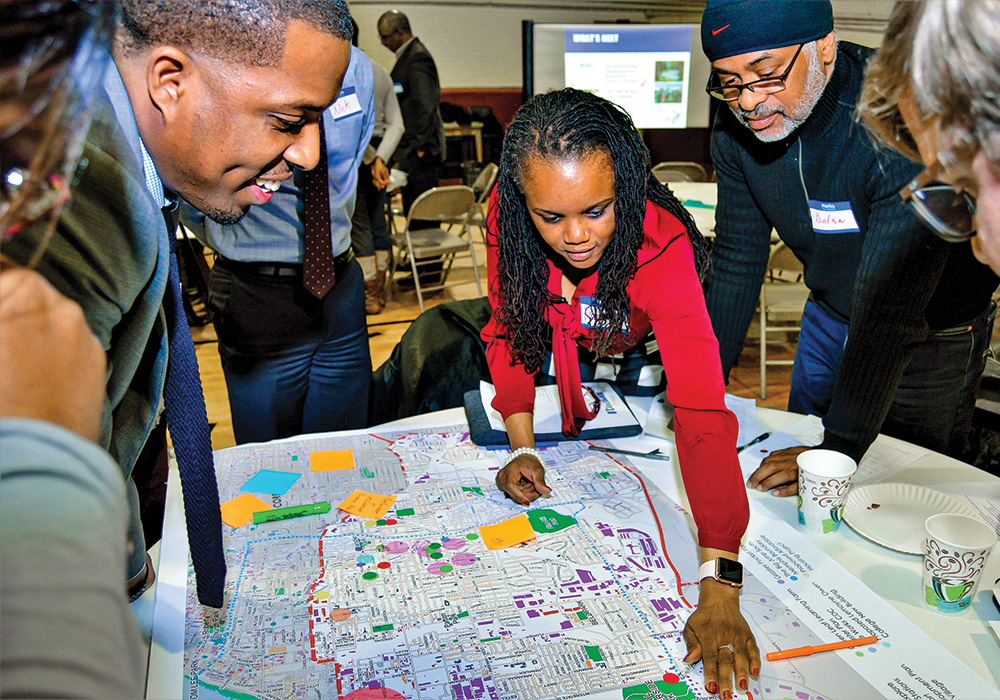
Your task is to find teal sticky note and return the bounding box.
[241,470,300,496]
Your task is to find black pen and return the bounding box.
[737,432,771,453]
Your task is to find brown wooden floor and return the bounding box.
[193,230,795,450]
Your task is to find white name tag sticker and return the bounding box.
[580,296,630,332]
[331,86,362,121]
[580,296,599,329]
[808,199,860,234]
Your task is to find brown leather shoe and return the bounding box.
[364,275,385,314]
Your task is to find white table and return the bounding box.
[670,181,718,237]
[615,403,1000,691]
[141,406,1000,696]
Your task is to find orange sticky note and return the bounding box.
[479,513,537,550]
[220,494,273,528]
[337,489,397,520]
[310,449,355,472]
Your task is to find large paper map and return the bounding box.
[179,424,998,700]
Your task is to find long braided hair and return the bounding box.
[492,88,710,373]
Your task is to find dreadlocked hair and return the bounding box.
[492,88,710,373]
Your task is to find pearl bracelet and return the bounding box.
[504,446,545,469]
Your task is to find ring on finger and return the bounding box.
[718,644,735,653]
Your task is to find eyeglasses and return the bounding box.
[899,160,977,243]
[1,1,112,242]
[705,43,804,102]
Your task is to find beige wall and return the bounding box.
[350,0,896,89]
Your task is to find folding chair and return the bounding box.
[390,185,482,312]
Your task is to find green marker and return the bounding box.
[252,501,331,524]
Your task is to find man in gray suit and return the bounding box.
[2,0,355,607]
[378,10,445,215]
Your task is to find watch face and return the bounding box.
[717,558,744,585]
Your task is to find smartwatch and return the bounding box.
[698,558,744,590]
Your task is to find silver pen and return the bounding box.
[588,445,671,461]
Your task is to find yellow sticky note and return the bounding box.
[337,489,397,520]
[221,494,273,528]
[310,449,356,472]
[479,513,537,550]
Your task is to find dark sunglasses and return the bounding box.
[899,161,976,243]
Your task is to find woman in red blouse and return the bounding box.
[482,88,758,697]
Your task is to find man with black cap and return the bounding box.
[700,0,998,494]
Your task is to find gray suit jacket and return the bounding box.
[391,37,445,165]
[2,65,170,476]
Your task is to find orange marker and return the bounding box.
[766,635,877,662]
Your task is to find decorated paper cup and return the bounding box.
[923,513,996,614]
[796,449,858,536]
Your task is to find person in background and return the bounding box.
[483,88,757,698]
[2,0,356,611]
[1,0,144,694]
[350,19,404,314]
[378,10,444,220]
[182,29,374,445]
[700,0,998,497]
[859,0,1000,275]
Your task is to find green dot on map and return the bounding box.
[377,519,387,526]
[430,552,444,559]
[291,456,298,461]
[439,565,453,573]
[362,572,379,581]
[466,533,479,540]
[428,543,441,550]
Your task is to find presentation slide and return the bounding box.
[565,26,691,129]
[530,24,711,130]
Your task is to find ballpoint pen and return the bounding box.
[588,445,671,461]
[737,432,771,452]
[766,635,877,661]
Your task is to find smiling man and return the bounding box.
[1,0,355,608]
[700,0,998,492]
[181,41,375,446]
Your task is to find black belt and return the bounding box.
[216,249,354,279]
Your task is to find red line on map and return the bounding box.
[615,458,693,609]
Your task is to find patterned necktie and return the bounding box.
[163,216,227,608]
[302,118,335,299]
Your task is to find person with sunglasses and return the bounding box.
[858,0,1000,274]
[700,0,998,497]
[1,1,147,694]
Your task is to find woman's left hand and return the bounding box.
[682,579,760,698]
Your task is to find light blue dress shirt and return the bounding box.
[184,46,376,263]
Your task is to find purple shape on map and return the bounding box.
[561,621,572,629]
[441,538,466,551]
[427,562,449,576]
[577,569,596,583]
[452,552,477,566]
[796,693,810,700]
[527,610,539,618]
[383,541,409,554]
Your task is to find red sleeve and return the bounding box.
[480,190,538,419]
[633,204,749,552]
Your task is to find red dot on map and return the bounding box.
[663,673,680,684]
[385,519,397,525]
[377,562,391,570]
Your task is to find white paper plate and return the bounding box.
[843,482,980,554]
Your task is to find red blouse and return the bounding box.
[481,198,749,552]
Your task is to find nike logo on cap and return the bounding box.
[712,24,731,36]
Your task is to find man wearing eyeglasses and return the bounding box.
[700,0,998,494]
